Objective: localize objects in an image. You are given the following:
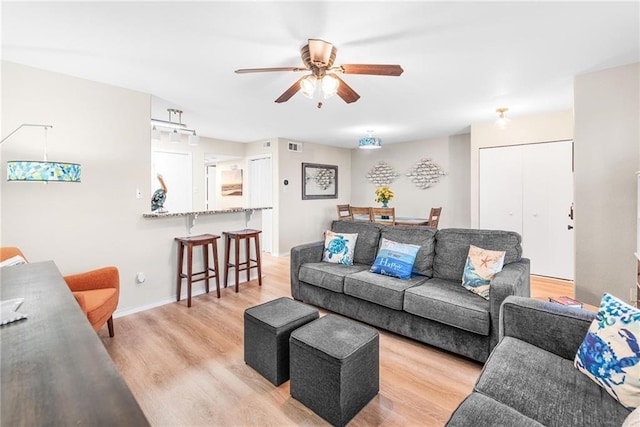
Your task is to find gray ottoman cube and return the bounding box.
[244,297,319,386]
[290,314,379,427]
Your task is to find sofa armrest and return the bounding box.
[499,295,596,360]
[488,259,531,350]
[290,241,324,300]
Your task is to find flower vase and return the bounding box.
[381,201,389,219]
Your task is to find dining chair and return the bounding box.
[336,204,352,220]
[0,247,120,337]
[428,207,442,228]
[349,206,373,221]
[371,207,396,225]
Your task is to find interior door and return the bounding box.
[522,141,574,279]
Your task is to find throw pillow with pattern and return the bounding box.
[574,292,640,409]
[370,238,421,279]
[461,245,506,299]
[322,230,358,265]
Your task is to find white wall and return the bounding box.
[470,111,574,228]
[1,62,261,316]
[573,62,640,306]
[350,134,471,229]
[275,138,351,256]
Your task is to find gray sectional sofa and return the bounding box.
[446,296,632,426]
[290,220,531,362]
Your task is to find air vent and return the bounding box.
[262,141,271,149]
[288,141,303,152]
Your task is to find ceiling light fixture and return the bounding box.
[358,130,382,149]
[1,124,81,182]
[299,74,340,100]
[496,107,509,129]
[151,108,198,142]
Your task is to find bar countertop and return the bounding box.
[142,206,271,218]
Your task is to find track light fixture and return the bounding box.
[151,108,198,144]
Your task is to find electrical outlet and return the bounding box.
[136,188,142,199]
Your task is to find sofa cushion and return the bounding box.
[433,228,522,282]
[403,278,491,335]
[446,392,543,427]
[380,225,436,276]
[299,262,370,294]
[476,336,631,427]
[574,292,640,410]
[322,230,358,265]
[344,270,428,310]
[331,220,383,265]
[370,238,421,279]
[462,245,506,300]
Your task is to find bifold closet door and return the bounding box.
[479,141,574,280]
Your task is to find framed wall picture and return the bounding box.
[302,163,338,200]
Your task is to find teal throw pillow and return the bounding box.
[370,238,420,279]
[574,292,640,409]
[462,245,506,300]
[322,230,358,265]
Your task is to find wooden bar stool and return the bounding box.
[223,229,262,292]
[175,233,221,307]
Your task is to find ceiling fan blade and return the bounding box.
[338,64,404,76]
[235,67,307,74]
[333,74,360,104]
[275,76,305,103]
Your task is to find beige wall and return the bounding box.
[573,62,640,305]
[350,134,471,229]
[1,62,261,317]
[275,138,351,256]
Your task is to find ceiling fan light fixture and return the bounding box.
[300,75,317,98]
[321,74,340,99]
[358,130,382,149]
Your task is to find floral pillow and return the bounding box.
[461,245,506,299]
[322,231,358,265]
[370,238,421,279]
[574,293,640,409]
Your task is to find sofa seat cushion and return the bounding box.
[446,392,543,427]
[403,278,491,335]
[476,336,631,427]
[299,262,370,294]
[344,271,428,310]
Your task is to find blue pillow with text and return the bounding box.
[370,238,420,279]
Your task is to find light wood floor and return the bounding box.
[100,255,574,426]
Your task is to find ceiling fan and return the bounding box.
[235,39,404,105]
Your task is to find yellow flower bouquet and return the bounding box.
[374,186,394,205]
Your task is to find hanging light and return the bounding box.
[496,107,509,129]
[1,124,81,182]
[358,130,382,149]
[151,108,199,143]
[321,75,339,99]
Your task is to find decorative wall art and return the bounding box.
[366,161,399,186]
[406,158,446,189]
[302,163,338,200]
[221,169,243,196]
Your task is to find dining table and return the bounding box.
[350,214,431,226]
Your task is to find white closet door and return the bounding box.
[522,141,574,279]
[479,146,523,234]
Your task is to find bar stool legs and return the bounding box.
[175,234,221,307]
[223,229,262,293]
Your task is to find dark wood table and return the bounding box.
[1,261,149,426]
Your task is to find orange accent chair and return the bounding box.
[1,247,119,337]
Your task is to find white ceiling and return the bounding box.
[2,1,639,148]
